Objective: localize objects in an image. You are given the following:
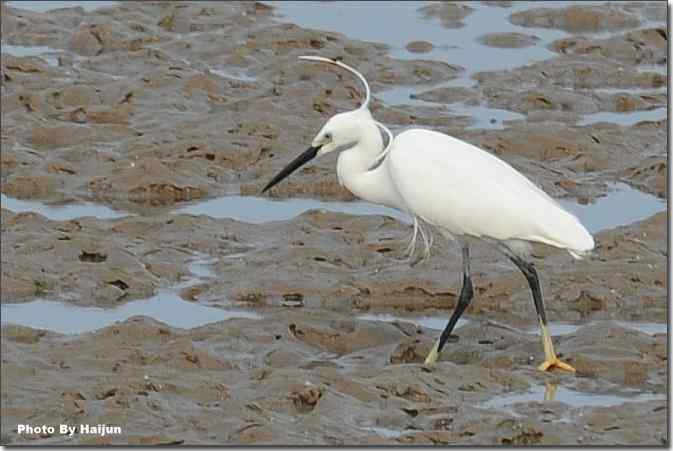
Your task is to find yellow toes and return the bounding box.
[538,357,576,373]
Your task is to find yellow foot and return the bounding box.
[424,340,440,365]
[537,357,576,373]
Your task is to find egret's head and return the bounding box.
[312,109,371,156]
[261,109,372,194]
[262,56,376,194]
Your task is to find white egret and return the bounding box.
[263,56,594,372]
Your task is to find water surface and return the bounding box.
[1,42,60,66]
[6,1,118,12]
[555,183,665,232]
[578,107,667,127]
[270,1,569,76]
[357,313,469,331]
[1,193,127,221]
[175,182,666,234]
[271,0,666,130]
[483,384,666,409]
[529,321,667,337]
[0,257,260,334]
[0,292,260,335]
[3,182,665,234]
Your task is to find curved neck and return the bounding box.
[336,122,404,210]
[336,121,382,181]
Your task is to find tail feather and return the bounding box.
[536,209,595,258]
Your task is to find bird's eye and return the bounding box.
[325,132,332,141]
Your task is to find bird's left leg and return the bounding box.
[509,256,575,373]
[425,244,473,364]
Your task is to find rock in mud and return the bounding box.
[478,32,540,48]
[510,6,641,32]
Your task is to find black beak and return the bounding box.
[261,145,321,194]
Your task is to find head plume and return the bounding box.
[298,55,371,111]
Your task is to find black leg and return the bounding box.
[508,255,574,372]
[508,256,546,324]
[436,245,473,353]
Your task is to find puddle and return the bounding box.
[2,179,665,235]
[1,42,60,66]
[482,384,666,409]
[363,426,404,439]
[578,107,667,126]
[0,257,261,335]
[377,84,525,130]
[360,315,666,339]
[270,1,566,129]
[555,182,666,232]
[357,313,469,331]
[270,1,568,77]
[4,182,665,234]
[613,321,668,336]
[636,64,668,76]
[0,292,260,335]
[593,86,668,95]
[1,193,127,221]
[449,104,525,129]
[209,67,258,82]
[270,1,665,129]
[6,1,118,12]
[526,321,667,337]
[186,257,219,280]
[175,195,413,224]
[177,182,664,233]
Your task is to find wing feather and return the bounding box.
[387,129,594,253]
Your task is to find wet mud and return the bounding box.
[0,0,668,446]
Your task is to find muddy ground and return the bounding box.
[0,1,668,446]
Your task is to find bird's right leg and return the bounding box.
[424,244,473,364]
[509,256,575,373]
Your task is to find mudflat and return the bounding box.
[1,1,667,446]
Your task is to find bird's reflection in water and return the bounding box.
[544,381,558,401]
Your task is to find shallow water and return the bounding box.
[357,314,666,337]
[0,257,261,334]
[528,321,668,337]
[593,86,668,95]
[450,104,526,129]
[357,313,469,331]
[6,1,118,12]
[209,67,258,83]
[2,182,665,233]
[175,195,412,224]
[271,0,666,130]
[1,193,127,221]
[187,256,219,280]
[482,384,666,409]
[554,182,665,232]
[364,426,404,439]
[0,293,260,335]
[176,182,666,233]
[376,83,526,129]
[4,0,665,132]
[1,42,60,66]
[270,0,561,129]
[270,1,568,77]
[272,0,660,75]
[636,64,668,76]
[578,107,667,127]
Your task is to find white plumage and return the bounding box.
[385,129,594,259]
[263,56,593,372]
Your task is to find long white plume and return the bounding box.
[298,55,371,110]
